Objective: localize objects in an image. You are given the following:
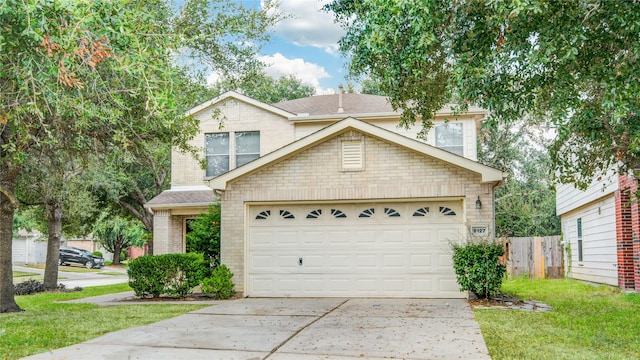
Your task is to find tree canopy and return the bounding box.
[210,70,316,104]
[0,0,277,313]
[326,0,640,187]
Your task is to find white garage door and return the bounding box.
[248,201,465,298]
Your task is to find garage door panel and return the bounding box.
[380,230,405,244]
[410,253,433,267]
[248,201,465,298]
[383,254,405,268]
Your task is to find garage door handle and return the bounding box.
[298,257,303,266]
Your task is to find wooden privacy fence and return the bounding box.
[502,236,564,279]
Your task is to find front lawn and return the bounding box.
[0,283,208,360]
[475,278,640,359]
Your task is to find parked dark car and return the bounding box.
[59,247,105,269]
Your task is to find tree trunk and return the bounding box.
[43,199,63,289]
[112,239,122,265]
[145,208,153,255]
[0,167,23,313]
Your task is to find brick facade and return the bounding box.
[171,98,295,187]
[617,175,640,291]
[220,130,496,294]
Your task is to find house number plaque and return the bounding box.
[471,225,489,237]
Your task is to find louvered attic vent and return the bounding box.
[342,140,364,170]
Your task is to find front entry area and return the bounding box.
[247,200,466,298]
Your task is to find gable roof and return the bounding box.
[273,93,396,116]
[185,91,295,118]
[209,117,506,190]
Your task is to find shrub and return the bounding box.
[92,251,103,257]
[128,255,165,297]
[452,241,506,299]
[186,204,221,265]
[128,253,208,298]
[201,264,235,299]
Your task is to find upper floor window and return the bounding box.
[435,123,463,156]
[205,133,230,177]
[205,131,260,177]
[236,131,260,167]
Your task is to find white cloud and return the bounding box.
[259,53,331,94]
[267,0,344,55]
[206,53,335,95]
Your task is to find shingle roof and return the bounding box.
[273,94,396,116]
[145,189,215,208]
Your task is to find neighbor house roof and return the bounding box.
[209,117,506,190]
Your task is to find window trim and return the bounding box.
[577,218,583,262]
[205,132,230,178]
[235,131,260,168]
[205,131,260,178]
[341,137,365,171]
[435,122,464,156]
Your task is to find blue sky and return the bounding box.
[209,1,348,94]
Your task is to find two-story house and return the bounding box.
[557,172,640,291]
[146,91,505,298]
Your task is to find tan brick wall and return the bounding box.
[172,98,295,186]
[153,210,187,255]
[220,130,497,293]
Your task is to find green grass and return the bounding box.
[0,283,208,360]
[475,278,640,359]
[12,270,43,282]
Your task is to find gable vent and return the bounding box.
[342,140,364,170]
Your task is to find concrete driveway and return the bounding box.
[23,298,490,360]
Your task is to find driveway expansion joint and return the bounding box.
[263,299,350,359]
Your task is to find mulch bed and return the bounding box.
[469,292,552,312]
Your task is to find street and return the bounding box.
[13,264,129,288]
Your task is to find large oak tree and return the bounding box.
[0,0,277,313]
[326,0,640,188]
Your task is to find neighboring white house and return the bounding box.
[146,91,506,298]
[556,171,640,291]
[12,230,47,265]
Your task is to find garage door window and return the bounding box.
[279,210,295,219]
[359,208,375,217]
[413,207,430,216]
[331,209,347,218]
[439,206,457,216]
[255,210,271,220]
[306,209,322,218]
[384,207,401,217]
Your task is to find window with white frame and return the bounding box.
[435,123,463,156]
[577,218,583,262]
[205,131,260,177]
[205,133,230,177]
[235,131,260,167]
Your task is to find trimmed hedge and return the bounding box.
[127,253,209,298]
[452,241,506,299]
[201,264,235,299]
